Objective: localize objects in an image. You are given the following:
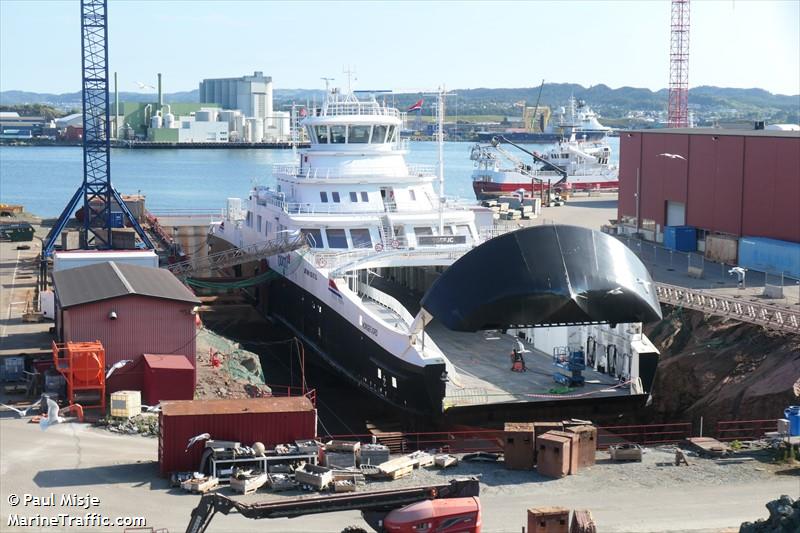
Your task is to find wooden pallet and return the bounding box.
[230,473,268,495]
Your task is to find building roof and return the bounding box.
[161,397,314,416]
[622,127,800,138]
[53,261,200,309]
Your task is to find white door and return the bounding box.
[666,201,686,226]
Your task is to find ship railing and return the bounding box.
[266,199,474,216]
[359,284,415,328]
[326,247,472,276]
[321,102,401,118]
[273,163,437,180]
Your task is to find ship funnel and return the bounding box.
[420,225,662,332]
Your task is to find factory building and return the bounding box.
[199,71,273,121]
[617,128,800,276]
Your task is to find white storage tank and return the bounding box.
[247,117,263,143]
[164,113,176,128]
[196,109,217,122]
[150,113,162,129]
[274,111,291,141]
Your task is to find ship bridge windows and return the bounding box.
[409,189,417,201]
[373,124,388,144]
[332,191,341,203]
[456,225,472,238]
[349,192,358,202]
[315,125,329,143]
[387,125,397,143]
[257,215,262,233]
[349,125,371,143]
[330,125,346,144]
[326,228,348,248]
[350,228,372,248]
[320,191,329,203]
[302,228,323,248]
[414,226,434,237]
[360,191,369,202]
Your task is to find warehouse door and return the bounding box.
[666,201,686,226]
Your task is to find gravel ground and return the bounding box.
[233,445,790,505]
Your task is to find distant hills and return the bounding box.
[2,83,797,124]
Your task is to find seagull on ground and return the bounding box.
[186,432,211,452]
[0,398,41,418]
[106,360,132,379]
[657,153,686,160]
[39,396,65,431]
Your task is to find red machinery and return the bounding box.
[384,497,481,532]
[52,340,106,412]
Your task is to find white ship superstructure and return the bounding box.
[212,86,656,416]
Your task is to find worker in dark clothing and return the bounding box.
[510,349,527,372]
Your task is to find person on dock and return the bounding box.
[510,349,527,372]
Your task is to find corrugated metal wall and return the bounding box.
[62,295,197,367]
[158,400,317,475]
[619,132,800,243]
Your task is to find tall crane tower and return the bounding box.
[667,0,690,128]
[43,0,152,258]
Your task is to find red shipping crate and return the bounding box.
[158,397,317,476]
[142,354,195,406]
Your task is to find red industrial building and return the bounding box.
[618,128,800,244]
[53,262,201,374]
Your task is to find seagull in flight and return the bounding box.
[0,398,41,418]
[607,287,624,295]
[185,432,211,452]
[657,153,686,160]
[106,360,132,379]
[135,81,156,91]
[515,339,531,354]
[141,403,162,413]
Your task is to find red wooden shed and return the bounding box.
[142,354,195,405]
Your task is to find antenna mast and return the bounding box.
[668,0,690,128]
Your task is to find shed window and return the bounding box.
[349,125,370,143]
[326,229,348,248]
[320,191,328,203]
[330,125,346,144]
[302,228,323,248]
[350,228,372,248]
[332,191,341,203]
[349,192,358,202]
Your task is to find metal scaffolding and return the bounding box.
[667,0,691,128]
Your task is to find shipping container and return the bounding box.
[738,237,800,279]
[159,397,317,476]
[663,226,697,252]
[142,354,195,405]
[108,212,124,228]
[704,234,738,264]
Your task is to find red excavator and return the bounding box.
[185,478,481,533]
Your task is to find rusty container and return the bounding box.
[548,430,580,475]
[503,422,535,470]
[528,506,570,533]
[159,397,317,476]
[536,432,572,478]
[565,425,597,468]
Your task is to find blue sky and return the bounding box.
[1,0,798,95]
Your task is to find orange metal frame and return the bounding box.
[52,340,106,412]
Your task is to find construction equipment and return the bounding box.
[42,0,153,277]
[52,340,106,412]
[185,478,480,533]
[667,0,690,128]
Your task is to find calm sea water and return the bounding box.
[0,139,619,217]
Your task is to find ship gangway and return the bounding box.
[167,233,307,278]
[654,282,800,335]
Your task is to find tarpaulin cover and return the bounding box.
[421,225,662,331]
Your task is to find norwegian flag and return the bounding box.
[407,99,424,112]
[299,107,308,117]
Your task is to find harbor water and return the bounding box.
[0,139,619,217]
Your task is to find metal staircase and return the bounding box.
[167,234,307,277]
[378,215,393,247]
[655,282,800,334]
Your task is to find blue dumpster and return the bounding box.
[785,406,800,436]
[664,226,697,252]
